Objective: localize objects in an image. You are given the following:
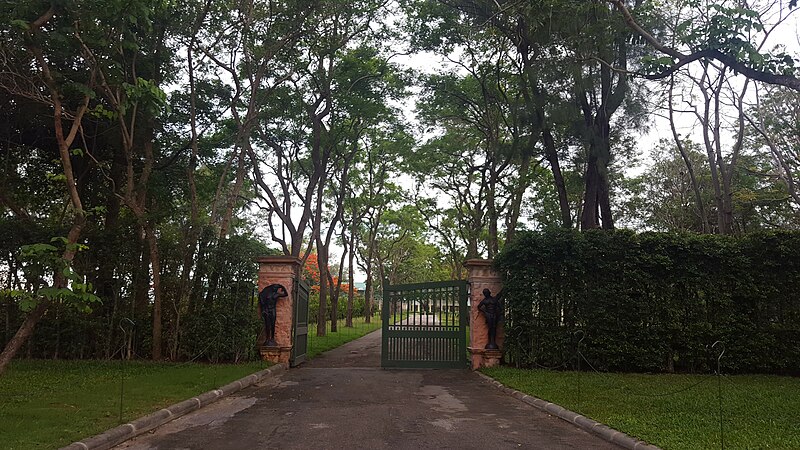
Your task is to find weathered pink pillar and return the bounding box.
[465,259,504,370]
[256,256,302,365]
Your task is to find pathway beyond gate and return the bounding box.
[115,330,619,449]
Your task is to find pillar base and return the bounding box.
[259,345,292,365]
[469,347,503,370]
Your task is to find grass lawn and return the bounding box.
[0,359,266,449]
[307,316,382,359]
[482,366,800,449]
[1,318,383,448]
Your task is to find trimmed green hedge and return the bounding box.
[495,229,800,374]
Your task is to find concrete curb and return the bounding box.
[474,371,661,450]
[60,364,286,450]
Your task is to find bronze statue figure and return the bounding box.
[259,283,288,346]
[477,288,503,350]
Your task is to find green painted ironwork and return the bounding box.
[291,279,310,367]
[381,280,468,369]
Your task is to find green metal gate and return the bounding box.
[381,280,468,369]
[291,279,310,367]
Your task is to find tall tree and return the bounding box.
[749,86,800,220]
[663,0,797,233]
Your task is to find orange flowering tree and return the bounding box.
[303,253,357,294]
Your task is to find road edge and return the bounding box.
[474,371,662,450]
[60,363,286,450]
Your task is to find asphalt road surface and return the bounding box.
[115,330,619,450]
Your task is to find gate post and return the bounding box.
[465,259,504,370]
[256,256,302,365]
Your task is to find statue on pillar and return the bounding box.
[259,283,288,347]
[478,288,503,350]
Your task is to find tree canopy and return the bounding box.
[1,0,798,371]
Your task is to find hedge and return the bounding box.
[495,229,800,374]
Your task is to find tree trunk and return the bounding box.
[581,151,602,230]
[172,44,203,360]
[0,300,48,375]
[703,143,726,233]
[133,231,151,324]
[218,147,246,239]
[581,122,615,230]
[104,289,119,359]
[506,150,531,245]
[697,64,729,234]
[364,274,373,325]
[100,147,125,358]
[190,230,212,317]
[203,243,223,307]
[542,129,572,228]
[363,218,379,324]
[669,76,709,232]
[0,215,85,373]
[487,163,499,258]
[316,249,328,337]
[346,220,355,328]
[466,240,478,259]
[329,272,339,332]
[145,222,164,360]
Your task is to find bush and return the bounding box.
[495,229,800,374]
[308,290,370,323]
[181,280,261,362]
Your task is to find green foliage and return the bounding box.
[121,77,168,117]
[3,237,100,313]
[179,279,261,363]
[309,290,370,324]
[179,235,273,362]
[623,139,798,232]
[640,55,677,74]
[495,229,800,374]
[671,0,797,76]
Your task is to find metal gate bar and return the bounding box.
[381,280,468,369]
[291,279,310,367]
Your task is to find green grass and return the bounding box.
[481,366,800,449]
[0,318,385,449]
[0,359,266,449]
[307,316,382,359]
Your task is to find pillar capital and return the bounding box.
[256,256,302,274]
[463,258,494,267]
[464,259,501,282]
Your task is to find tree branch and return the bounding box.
[605,0,800,91]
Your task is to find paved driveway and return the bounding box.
[115,330,618,449]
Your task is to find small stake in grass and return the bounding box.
[118,318,135,424]
[213,314,226,388]
[712,341,725,450]
[574,330,585,405]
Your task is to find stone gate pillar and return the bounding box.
[465,259,504,370]
[256,256,302,365]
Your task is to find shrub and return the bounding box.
[495,229,800,374]
[308,290,369,323]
